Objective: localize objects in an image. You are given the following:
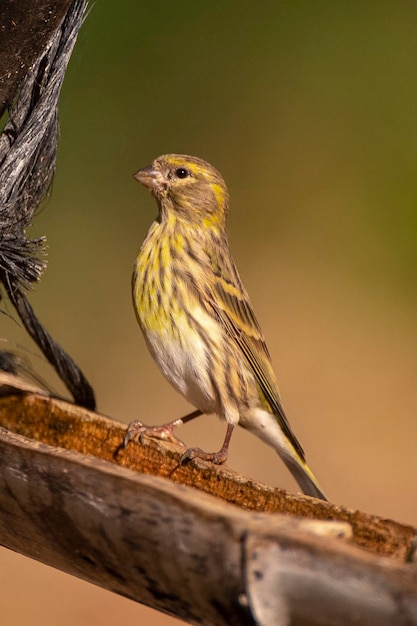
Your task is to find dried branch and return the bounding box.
[0,373,416,625]
[0,0,73,115]
[0,0,95,409]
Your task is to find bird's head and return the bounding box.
[134,154,229,228]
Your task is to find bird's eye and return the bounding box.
[175,167,190,179]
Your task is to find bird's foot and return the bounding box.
[123,419,186,449]
[180,446,228,465]
[180,423,234,465]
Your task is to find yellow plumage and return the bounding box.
[127,154,327,501]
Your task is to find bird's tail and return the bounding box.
[242,409,328,501]
[282,453,328,501]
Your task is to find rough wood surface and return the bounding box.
[0,373,416,625]
[0,0,73,115]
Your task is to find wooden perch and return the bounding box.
[0,372,416,625]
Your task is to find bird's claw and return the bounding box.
[180,446,228,465]
[124,420,186,449]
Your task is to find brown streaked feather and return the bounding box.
[207,250,306,461]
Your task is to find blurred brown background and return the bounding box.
[1,2,417,624]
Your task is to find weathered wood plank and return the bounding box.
[0,375,416,625]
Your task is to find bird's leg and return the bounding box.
[180,423,235,465]
[123,409,203,449]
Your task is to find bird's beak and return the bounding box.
[133,166,165,191]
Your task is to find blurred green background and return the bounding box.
[2,2,417,624]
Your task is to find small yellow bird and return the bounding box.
[125,154,327,500]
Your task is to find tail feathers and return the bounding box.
[240,408,328,500]
[283,454,328,501]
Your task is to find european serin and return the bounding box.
[125,154,327,501]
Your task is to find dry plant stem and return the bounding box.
[0,0,95,409]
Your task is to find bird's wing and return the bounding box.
[208,253,305,461]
